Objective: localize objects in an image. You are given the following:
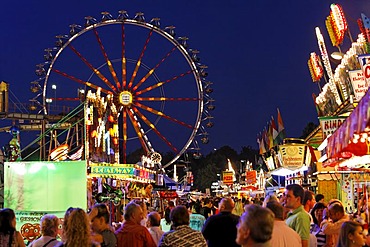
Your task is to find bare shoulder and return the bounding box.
[16,231,26,247]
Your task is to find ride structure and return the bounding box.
[28,10,214,168]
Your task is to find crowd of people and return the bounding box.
[0,183,369,246]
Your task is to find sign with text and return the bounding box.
[245,171,257,184]
[358,54,370,88]
[223,171,234,185]
[278,144,306,170]
[349,70,368,101]
[319,116,347,138]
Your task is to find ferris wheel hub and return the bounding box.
[119,91,133,106]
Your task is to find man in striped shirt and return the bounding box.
[159,205,207,247]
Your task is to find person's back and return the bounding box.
[158,205,206,247]
[28,214,61,247]
[202,197,240,247]
[189,202,206,231]
[266,201,301,247]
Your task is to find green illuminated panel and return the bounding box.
[4,161,87,211]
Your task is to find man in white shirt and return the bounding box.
[266,201,301,247]
[147,211,164,245]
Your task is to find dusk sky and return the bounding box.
[1,1,370,156]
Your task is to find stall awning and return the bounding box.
[163,175,177,186]
[327,89,370,159]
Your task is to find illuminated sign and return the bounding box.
[319,116,347,138]
[278,144,306,170]
[223,171,234,185]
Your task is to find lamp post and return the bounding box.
[52,84,57,110]
[46,98,52,113]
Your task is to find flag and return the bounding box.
[277,108,286,143]
[267,122,273,150]
[271,117,279,145]
[257,134,266,155]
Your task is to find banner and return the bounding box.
[319,116,347,138]
[222,171,234,185]
[348,70,368,101]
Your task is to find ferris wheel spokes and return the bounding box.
[126,108,151,154]
[68,44,117,93]
[134,102,193,129]
[132,106,178,153]
[132,46,177,92]
[121,24,126,90]
[51,68,111,95]
[135,69,193,96]
[122,108,127,163]
[127,28,154,90]
[93,28,121,90]
[136,97,199,102]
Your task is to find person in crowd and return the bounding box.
[321,200,349,247]
[265,201,301,247]
[201,198,213,219]
[158,205,206,246]
[310,202,327,247]
[58,207,100,247]
[235,204,274,247]
[189,201,206,231]
[303,190,316,214]
[161,202,175,232]
[202,197,240,247]
[147,211,164,245]
[0,208,25,247]
[337,221,366,247]
[115,202,156,247]
[262,194,278,207]
[131,199,148,226]
[28,214,61,247]
[89,203,117,247]
[284,184,311,247]
[233,198,244,216]
[315,194,325,205]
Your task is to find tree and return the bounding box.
[300,122,318,139]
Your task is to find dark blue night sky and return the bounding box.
[1,0,370,155]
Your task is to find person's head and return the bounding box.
[284,184,304,209]
[170,205,189,228]
[328,202,344,222]
[262,194,278,207]
[310,202,326,225]
[0,208,16,233]
[193,202,201,214]
[64,208,91,246]
[236,205,274,246]
[168,201,175,208]
[315,194,325,203]
[338,221,365,247]
[147,211,161,227]
[40,214,59,237]
[132,199,147,215]
[265,201,284,220]
[124,202,143,225]
[303,190,316,211]
[164,207,172,224]
[89,203,110,232]
[219,197,235,212]
[204,198,212,207]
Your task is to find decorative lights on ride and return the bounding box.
[308,52,324,82]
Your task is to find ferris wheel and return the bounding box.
[29,11,215,168]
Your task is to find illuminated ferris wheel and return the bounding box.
[29,11,215,168]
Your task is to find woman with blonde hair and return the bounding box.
[28,214,61,247]
[337,221,366,247]
[58,208,100,247]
